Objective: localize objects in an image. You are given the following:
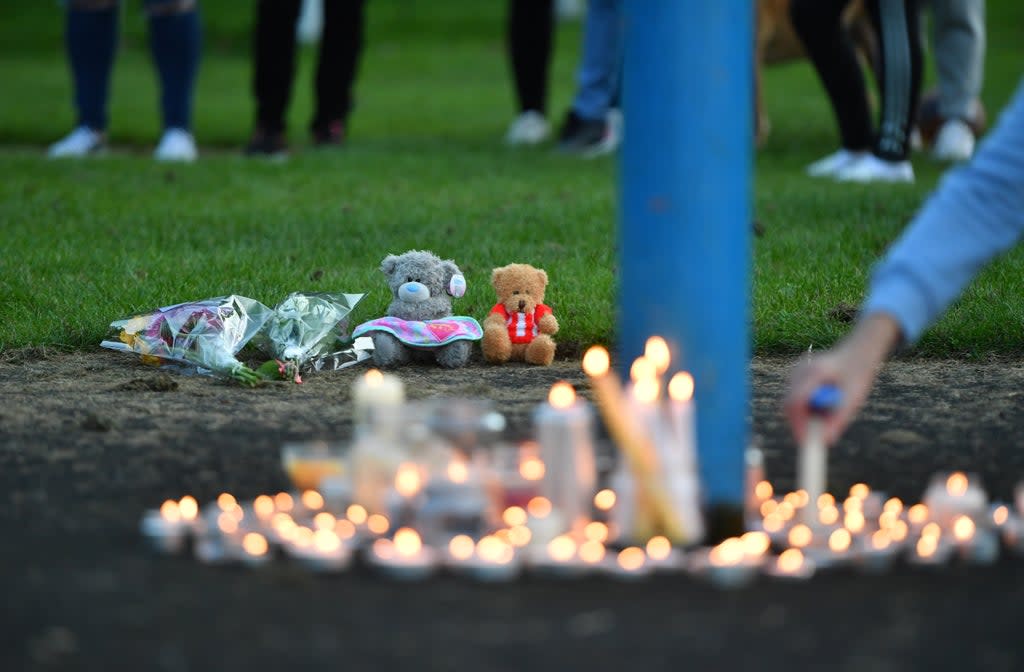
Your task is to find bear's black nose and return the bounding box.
[518,299,526,311]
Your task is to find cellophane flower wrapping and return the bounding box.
[252,292,366,372]
[100,295,272,385]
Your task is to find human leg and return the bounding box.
[311,0,367,145]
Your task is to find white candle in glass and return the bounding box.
[351,368,405,435]
[533,382,597,534]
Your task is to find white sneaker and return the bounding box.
[932,119,975,162]
[835,154,914,183]
[154,128,198,162]
[805,149,867,178]
[48,126,105,158]
[505,111,550,146]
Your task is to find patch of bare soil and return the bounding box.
[2,348,1024,671]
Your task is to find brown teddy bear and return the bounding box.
[482,263,558,366]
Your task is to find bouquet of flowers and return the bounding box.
[251,292,366,383]
[100,295,273,386]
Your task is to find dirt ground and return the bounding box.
[3,348,1024,670]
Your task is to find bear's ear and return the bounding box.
[440,259,462,280]
[380,254,400,276]
[490,265,508,288]
[441,259,466,297]
[535,268,549,288]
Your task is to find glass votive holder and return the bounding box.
[281,440,349,492]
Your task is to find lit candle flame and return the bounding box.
[253,495,275,519]
[629,357,657,384]
[993,505,1009,526]
[760,499,778,517]
[775,501,796,521]
[762,513,785,533]
[301,490,324,510]
[777,548,804,573]
[447,460,469,484]
[922,522,942,540]
[890,520,909,542]
[548,381,577,409]
[740,531,771,557]
[519,456,546,481]
[449,534,475,561]
[393,528,422,557]
[584,521,609,543]
[710,538,745,566]
[817,493,835,509]
[367,514,390,536]
[952,516,976,542]
[395,463,423,498]
[593,489,616,511]
[849,483,870,499]
[843,496,863,513]
[828,528,852,553]
[346,504,368,525]
[502,506,528,528]
[508,526,532,547]
[845,510,866,533]
[365,369,384,385]
[617,547,647,571]
[274,492,294,512]
[547,535,577,562]
[334,519,356,540]
[668,372,695,403]
[292,526,314,548]
[644,336,671,374]
[871,530,892,550]
[178,496,198,521]
[217,512,238,535]
[242,533,268,557]
[372,538,394,560]
[632,377,660,404]
[312,529,341,553]
[217,493,237,510]
[883,497,903,514]
[755,481,774,501]
[477,535,514,564]
[160,500,181,523]
[646,535,672,561]
[907,503,929,525]
[582,346,610,377]
[946,472,969,497]
[878,510,899,530]
[916,536,938,558]
[788,524,813,548]
[579,540,606,564]
[313,512,336,530]
[528,496,553,518]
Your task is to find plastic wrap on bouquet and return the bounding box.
[252,292,368,379]
[100,295,272,386]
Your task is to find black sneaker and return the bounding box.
[243,127,288,158]
[557,109,617,157]
[312,120,346,148]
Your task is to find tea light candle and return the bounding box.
[607,546,654,581]
[643,535,684,571]
[533,382,597,535]
[907,532,954,567]
[367,527,437,581]
[447,535,521,582]
[238,532,272,568]
[856,529,898,573]
[289,529,353,573]
[990,504,1010,529]
[690,538,757,589]
[140,499,190,553]
[527,534,587,577]
[763,548,816,580]
[950,515,999,565]
[923,472,988,526]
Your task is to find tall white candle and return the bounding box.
[533,382,597,532]
[798,417,826,522]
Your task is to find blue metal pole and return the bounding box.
[618,1,753,531]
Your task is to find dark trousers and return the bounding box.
[791,0,923,161]
[252,0,366,135]
[507,0,554,114]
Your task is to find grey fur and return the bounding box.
[371,250,471,369]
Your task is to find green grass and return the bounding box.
[1,0,1023,356]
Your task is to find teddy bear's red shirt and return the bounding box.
[489,303,552,344]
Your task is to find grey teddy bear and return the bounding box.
[353,250,482,369]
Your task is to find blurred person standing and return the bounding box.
[244,0,367,157]
[48,0,202,162]
[928,0,986,161]
[504,0,556,145]
[791,0,924,183]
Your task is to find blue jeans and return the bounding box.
[65,0,201,131]
[571,0,624,121]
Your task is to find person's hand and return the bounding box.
[785,313,903,446]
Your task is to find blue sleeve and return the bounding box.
[862,78,1024,343]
